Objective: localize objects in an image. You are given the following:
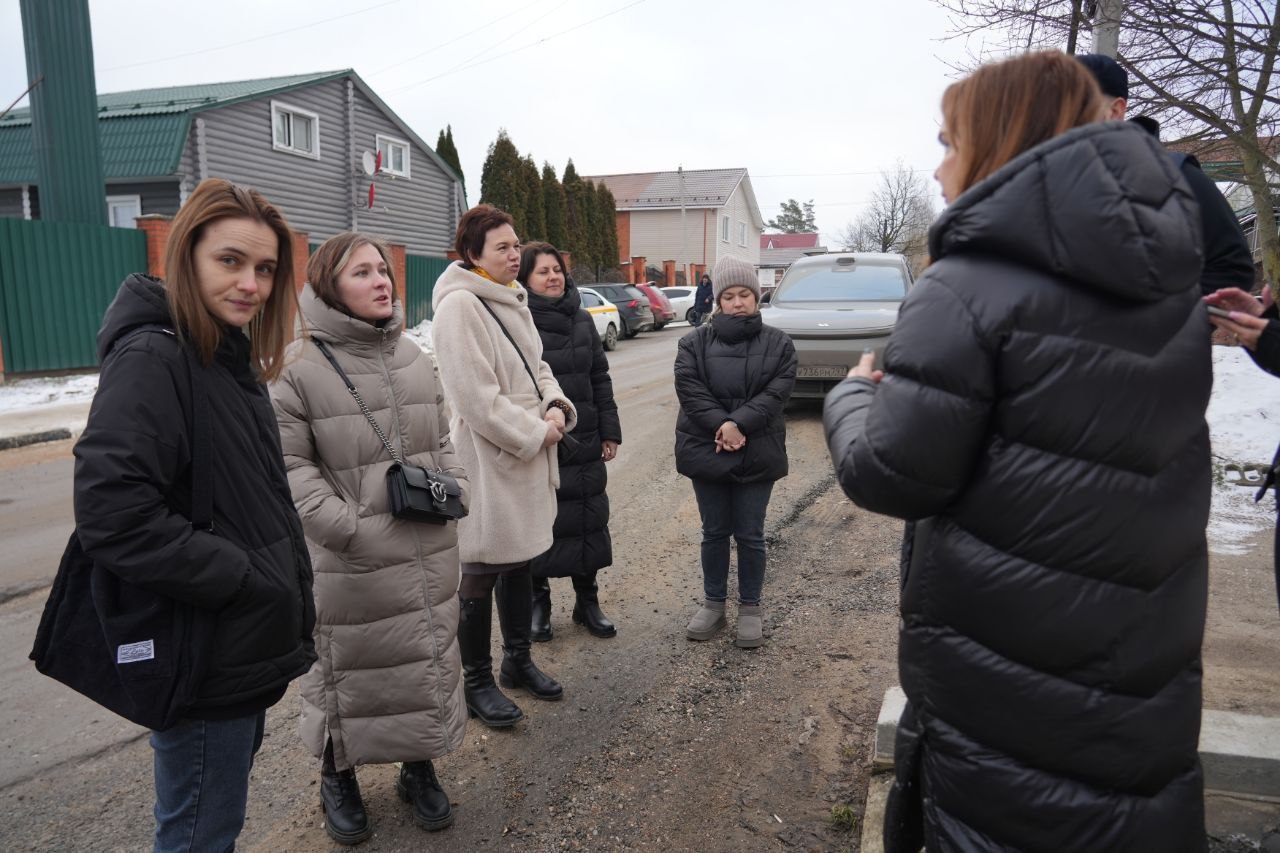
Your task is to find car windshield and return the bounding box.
[775,263,907,302]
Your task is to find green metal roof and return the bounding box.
[0,70,347,184]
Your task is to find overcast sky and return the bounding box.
[1,0,975,246]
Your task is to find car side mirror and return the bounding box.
[761,291,772,304]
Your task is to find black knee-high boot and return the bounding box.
[496,572,564,700]
[572,570,617,638]
[457,592,524,727]
[531,575,553,642]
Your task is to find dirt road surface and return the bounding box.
[1,325,1277,851]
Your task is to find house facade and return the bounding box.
[585,167,763,285]
[757,232,825,288]
[0,70,464,257]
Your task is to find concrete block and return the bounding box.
[875,685,907,768]
[1201,709,1280,798]
[860,772,893,853]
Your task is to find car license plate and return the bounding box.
[797,365,848,379]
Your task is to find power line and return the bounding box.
[752,169,936,178]
[101,0,399,72]
[389,0,648,94]
[367,0,549,77]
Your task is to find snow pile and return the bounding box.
[1206,346,1280,555]
[404,319,433,353]
[0,373,99,410]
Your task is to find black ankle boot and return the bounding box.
[495,572,564,700]
[397,760,453,831]
[572,571,617,638]
[457,593,524,727]
[531,576,553,643]
[321,739,372,845]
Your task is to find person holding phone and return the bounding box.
[824,52,1209,850]
[516,243,623,640]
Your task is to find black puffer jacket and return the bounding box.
[823,123,1210,851]
[527,285,622,578]
[74,275,317,717]
[674,312,797,483]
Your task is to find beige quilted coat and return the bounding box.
[271,285,468,770]
[431,262,578,565]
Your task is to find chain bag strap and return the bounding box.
[312,339,464,523]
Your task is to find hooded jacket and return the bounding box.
[270,285,468,770]
[823,122,1210,850]
[430,262,577,565]
[74,274,316,717]
[525,285,622,578]
[674,312,797,484]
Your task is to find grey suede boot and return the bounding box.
[686,599,727,641]
[735,604,763,649]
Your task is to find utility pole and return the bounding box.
[1091,0,1123,57]
[678,165,687,284]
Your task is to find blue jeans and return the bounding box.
[151,711,266,853]
[691,479,774,606]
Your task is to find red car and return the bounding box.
[635,282,677,330]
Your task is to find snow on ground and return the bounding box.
[1206,346,1280,555]
[0,373,99,411]
[404,319,433,353]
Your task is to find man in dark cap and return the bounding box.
[1077,53,1255,294]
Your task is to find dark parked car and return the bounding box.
[579,284,655,338]
[635,282,677,330]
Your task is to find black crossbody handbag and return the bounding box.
[30,327,216,731]
[312,339,465,525]
[478,300,580,458]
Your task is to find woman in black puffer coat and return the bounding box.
[517,244,623,640]
[823,52,1209,851]
[675,255,797,650]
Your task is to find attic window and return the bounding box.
[271,101,320,159]
[375,134,411,178]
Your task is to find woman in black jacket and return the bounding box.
[675,255,796,649]
[73,179,316,852]
[823,52,1209,851]
[517,243,623,640]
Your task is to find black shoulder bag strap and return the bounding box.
[478,298,543,402]
[311,338,407,466]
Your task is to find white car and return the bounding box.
[578,287,621,351]
[660,286,697,324]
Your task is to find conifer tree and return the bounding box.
[595,181,619,274]
[562,160,585,272]
[542,162,567,249]
[479,130,526,233]
[521,155,546,242]
[434,125,465,197]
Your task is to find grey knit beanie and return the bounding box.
[712,255,761,305]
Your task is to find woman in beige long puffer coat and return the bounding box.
[271,233,468,845]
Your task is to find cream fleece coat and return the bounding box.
[431,262,577,564]
[271,286,468,770]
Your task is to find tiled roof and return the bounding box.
[0,71,347,184]
[585,168,749,209]
[760,232,820,250]
[759,245,827,268]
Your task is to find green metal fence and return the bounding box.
[0,217,148,373]
[404,254,450,326]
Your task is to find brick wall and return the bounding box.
[388,243,407,305]
[136,214,173,277]
[616,211,630,263]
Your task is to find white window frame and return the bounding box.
[720,215,730,242]
[738,221,747,247]
[375,133,411,178]
[106,194,142,229]
[270,101,321,160]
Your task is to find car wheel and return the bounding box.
[603,323,618,351]
[685,308,696,324]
